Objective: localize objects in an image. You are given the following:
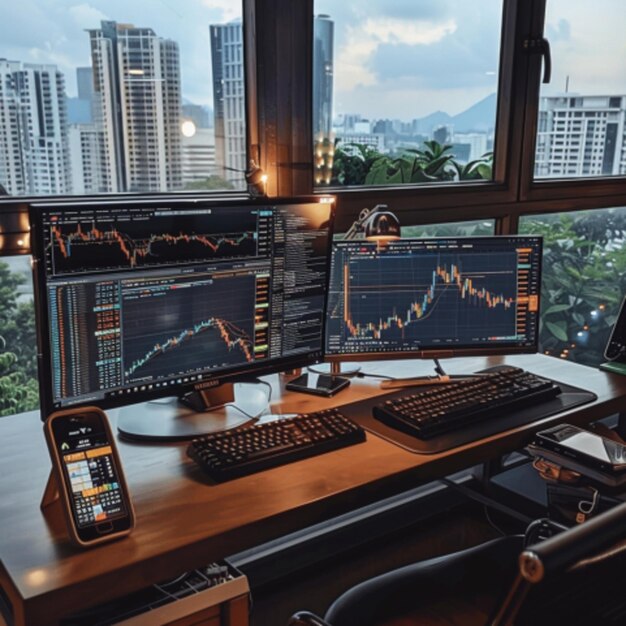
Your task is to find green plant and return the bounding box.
[0,261,39,416]
[520,211,626,366]
[330,140,493,187]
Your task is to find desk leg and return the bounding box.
[475,458,504,490]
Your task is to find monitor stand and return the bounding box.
[116,381,270,442]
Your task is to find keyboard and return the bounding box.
[372,366,562,440]
[187,407,366,481]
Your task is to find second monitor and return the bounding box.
[325,236,543,367]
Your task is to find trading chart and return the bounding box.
[46,209,259,275]
[122,272,256,383]
[326,238,541,355]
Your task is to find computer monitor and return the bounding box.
[30,196,334,440]
[325,236,542,371]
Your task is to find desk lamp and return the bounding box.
[344,204,401,242]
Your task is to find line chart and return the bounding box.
[326,247,521,352]
[122,272,257,383]
[48,211,259,275]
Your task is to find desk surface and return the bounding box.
[1,354,625,625]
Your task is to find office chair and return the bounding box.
[288,499,626,626]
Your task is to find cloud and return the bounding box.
[546,19,571,43]
[359,0,448,21]
[334,16,457,91]
[68,4,109,29]
[362,18,457,46]
[200,0,241,22]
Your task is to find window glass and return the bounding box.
[313,1,503,188]
[0,257,38,416]
[519,207,626,366]
[0,2,244,197]
[402,219,494,238]
[534,1,626,180]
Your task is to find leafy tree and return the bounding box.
[520,211,626,366]
[0,261,39,416]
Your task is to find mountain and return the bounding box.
[412,110,452,134]
[410,93,497,135]
[451,93,496,133]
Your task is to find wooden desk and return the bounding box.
[1,354,625,625]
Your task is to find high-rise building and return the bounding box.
[87,21,183,193]
[536,94,626,178]
[313,15,334,142]
[68,123,108,194]
[210,20,246,185]
[0,59,71,196]
[181,127,217,187]
[67,67,94,125]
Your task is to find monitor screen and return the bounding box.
[325,236,542,361]
[30,197,334,418]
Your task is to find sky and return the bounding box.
[0,0,624,119]
[317,0,626,119]
[0,0,241,104]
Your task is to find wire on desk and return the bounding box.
[219,379,274,428]
[355,371,396,381]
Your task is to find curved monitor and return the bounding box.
[325,236,542,362]
[30,196,334,437]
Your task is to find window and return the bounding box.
[519,207,626,366]
[0,2,245,196]
[313,0,503,188]
[534,0,626,180]
[402,219,494,238]
[0,257,38,416]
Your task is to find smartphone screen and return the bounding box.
[50,411,132,540]
[541,425,626,467]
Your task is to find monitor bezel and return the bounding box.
[30,195,335,420]
[324,235,543,364]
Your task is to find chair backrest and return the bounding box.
[493,499,626,626]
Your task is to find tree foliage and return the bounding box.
[0,262,39,417]
[519,211,626,366]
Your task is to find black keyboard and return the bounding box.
[187,407,366,481]
[372,366,562,440]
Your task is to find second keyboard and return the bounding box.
[372,366,562,440]
[187,407,366,481]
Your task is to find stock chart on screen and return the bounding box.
[325,237,542,357]
[35,201,331,411]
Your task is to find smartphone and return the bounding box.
[535,424,626,474]
[605,295,626,361]
[285,373,350,397]
[44,407,135,547]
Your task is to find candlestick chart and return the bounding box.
[122,273,256,383]
[326,245,525,354]
[48,211,259,275]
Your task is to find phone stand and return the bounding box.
[40,470,60,510]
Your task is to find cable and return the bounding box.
[355,371,395,380]
[226,379,273,422]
